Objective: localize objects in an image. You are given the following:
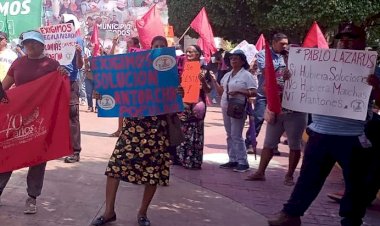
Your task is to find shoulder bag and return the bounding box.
[226,74,247,119]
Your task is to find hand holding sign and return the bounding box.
[181,61,201,103]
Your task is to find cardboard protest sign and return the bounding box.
[0,72,71,173]
[231,40,258,65]
[282,47,378,121]
[91,47,184,118]
[0,0,43,39]
[181,61,201,103]
[40,23,77,65]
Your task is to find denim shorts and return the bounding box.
[263,112,307,150]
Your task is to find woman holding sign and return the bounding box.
[174,45,212,169]
[91,36,184,226]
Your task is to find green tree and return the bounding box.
[167,0,260,42]
[167,0,380,45]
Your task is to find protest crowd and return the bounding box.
[0,1,380,226]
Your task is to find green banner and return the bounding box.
[0,0,42,39]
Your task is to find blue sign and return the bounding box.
[91,47,184,117]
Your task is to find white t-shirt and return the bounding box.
[220,68,258,108]
[0,48,17,81]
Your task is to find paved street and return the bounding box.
[0,105,379,226]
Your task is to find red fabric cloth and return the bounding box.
[8,56,60,86]
[264,41,281,114]
[91,24,100,56]
[0,72,71,173]
[136,4,165,49]
[302,21,329,49]
[255,34,265,51]
[190,7,217,63]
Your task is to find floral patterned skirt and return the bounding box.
[105,116,171,186]
[176,104,205,169]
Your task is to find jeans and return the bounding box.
[84,78,94,108]
[222,107,248,165]
[210,82,218,100]
[253,95,266,135]
[78,70,86,102]
[283,129,368,226]
[0,163,47,197]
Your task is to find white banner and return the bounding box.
[282,47,378,121]
[40,23,77,66]
[231,40,258,65]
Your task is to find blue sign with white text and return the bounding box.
[91,47,184,117]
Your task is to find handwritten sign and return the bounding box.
[40,23,76,65]
[282,47,378,121]
[181,61,201,103]
[91,47,184,118]
[231,40,258,65]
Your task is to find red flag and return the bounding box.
[0,72,71,173]
[190,7,217,63]
[91,24,100,56]
[136,4,165,49]
[255,34,265,51]
[264,41,281,114]
[302,21,329,49]
[196,38,214,64]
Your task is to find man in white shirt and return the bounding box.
[0,32,17,81]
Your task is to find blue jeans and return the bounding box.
[222,107,248,165]
[84,79,94,108]
[283,129,368,226]
[210,82,218,100]
[78,70,86,101]
[253,96,266,135]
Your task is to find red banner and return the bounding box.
[0,72,71,173]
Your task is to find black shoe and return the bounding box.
[273,149,281,156]
[233,164,250,173]
[219,162,238,169]
[91,215,116,226]
[138,216,151,226]
[64,153,80,163]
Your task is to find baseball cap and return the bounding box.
[335,23,362,39]
[21,30,45,45]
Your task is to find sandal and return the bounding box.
[91,214,116,226]
[284,176,295,186]
[245,173,266,181]
[138,215,151,226]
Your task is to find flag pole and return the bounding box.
[176,26,191,44]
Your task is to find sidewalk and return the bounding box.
[0,106,267,226]
[1,106,379,226]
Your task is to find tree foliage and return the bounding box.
[167,0,380,46]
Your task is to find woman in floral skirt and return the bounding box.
[175,45,212,169]
[91,36,184,226]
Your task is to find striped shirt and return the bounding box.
[309,114,366,136]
